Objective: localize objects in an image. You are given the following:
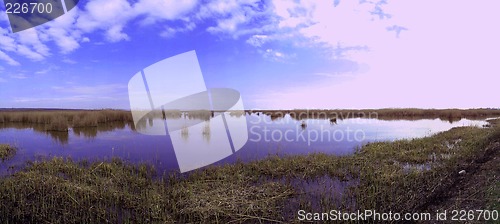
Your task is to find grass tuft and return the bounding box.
[0,144,16,161]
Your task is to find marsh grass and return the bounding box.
[0,144,16,161]
[0,119,498,223]
[44,116,69,132]
[0,109,133,130]
[0,158,293,223]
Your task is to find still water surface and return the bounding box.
[0,113,489,173]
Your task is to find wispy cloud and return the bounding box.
[13,95,117,103]
[386,25,408,38]
[0,0,199,64]
[35,69,50,75]
[10,83,129,108]
[0,50,20,66]
[260,48,296,62]
[313,72,354,78]
[62,58,77,64]
[10,73,28,79]
[51,84,127,95]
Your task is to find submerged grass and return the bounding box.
[0,144,16,161]
[0,120,498,223]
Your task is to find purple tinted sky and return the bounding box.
[0,0,499,109]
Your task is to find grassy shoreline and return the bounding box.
[1,108,499,124]
[0,119,498,223]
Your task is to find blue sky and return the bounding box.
[1,0,499,109]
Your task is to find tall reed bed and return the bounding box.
[0,110,133,131]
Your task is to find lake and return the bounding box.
[0,112,489,174]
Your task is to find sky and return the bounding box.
[0,0,499,109]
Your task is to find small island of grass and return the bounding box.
[0,144,16,161]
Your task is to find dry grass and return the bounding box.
[0,109,133,131]
[44,116,69,132]
[0,158,293,223]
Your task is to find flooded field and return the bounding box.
[0,111,489,173]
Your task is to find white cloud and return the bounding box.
[52,83,127,95]
[106,25,130,42]
[134,0,198,22]
[246,35,270,47]
[44,8,84,53]
[10,83,129,107]
[160,22,196,38]
[0,28,16,51]
[0,50,20,66]
[0,0,201,64]
[62,58,77,64]
[200,0,275,38]
[252,0,500,109]
[272,0,314,29]
[16,29,51,57]
[13,95,117,103]
[76,0,135,42]
[0,0,276,65]
[261,48,295,62]
[35,65,59,74]
[16,45,45,61]
[10,73,28,79]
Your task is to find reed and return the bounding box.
[0,109,133,128]
[44,116,69,132]
[0,144,16,161]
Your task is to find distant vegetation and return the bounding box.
[0,110,133,132]
[0,119,498,223]
[1,108,499,132]
[249,108,500,122]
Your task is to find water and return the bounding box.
[0,113,489,173]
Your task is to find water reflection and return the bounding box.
[247,110,469,123]
[181,126,189,141]
[0,112,493,174]
[202,122,211,142]
[73,122,128,138]
[173,121,212,142]
[0,122,130,144]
